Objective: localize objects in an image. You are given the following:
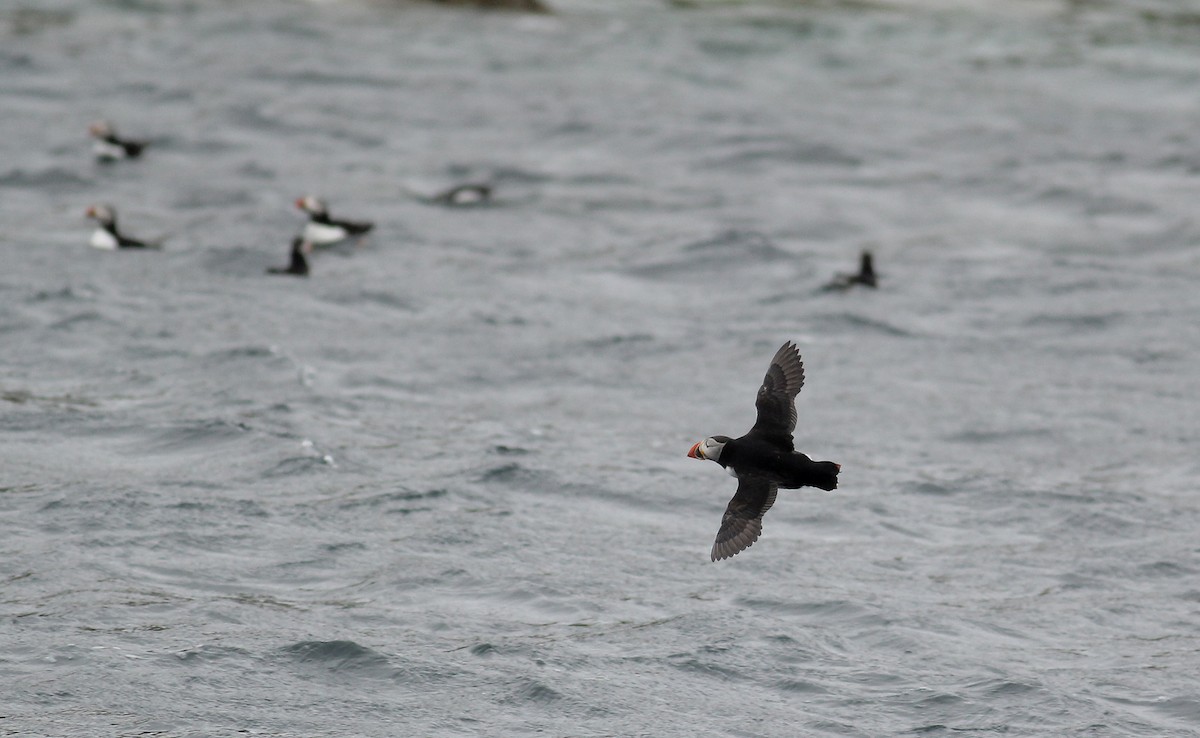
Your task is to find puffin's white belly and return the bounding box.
[92,140,127,161]
[90,228,119,250]
[451,189,486,204]
[304,222,349,246]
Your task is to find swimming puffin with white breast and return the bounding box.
[88,120,147,161]
[294,196,374,246]
[267,238,311,277]
[431,183,493,206]
[85,205,157,249]
[823,251,877,291]
[688,341,841,561]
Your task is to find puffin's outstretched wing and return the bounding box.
[747,341,805,448]
[711,476,778,561]
[331,217,373,235]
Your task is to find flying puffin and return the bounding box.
[687,341,841,561]
[85,205,157,249]
[267,237,310,277]
[431,182,493,206]
[294,196,373,246]
[88,120,147,161]
[823,251,877,291]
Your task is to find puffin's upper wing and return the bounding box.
[331,217,374,235]
[747,341,805,446]
[711,476,778,561]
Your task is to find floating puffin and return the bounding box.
[294,196,373,247]
[823,251,877,291]
[85,205,158,249]
[687,342,841,561]
[431,182,493,206]
[88,120,147,162]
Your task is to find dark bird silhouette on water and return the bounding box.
[687,342,841,561]
[823,251,877,291]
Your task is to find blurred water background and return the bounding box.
[2,0,1200,735]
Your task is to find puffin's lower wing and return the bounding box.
[336,218,374,235]
[711,476,778,561]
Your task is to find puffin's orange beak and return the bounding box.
[687,442,702,459]
[294,197,306,210]
[85,206,95,218]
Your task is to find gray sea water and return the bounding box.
[3,0,1200,735]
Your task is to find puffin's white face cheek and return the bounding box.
[302,196,328,215]
[89,120,114,138]
[702,437,724,462]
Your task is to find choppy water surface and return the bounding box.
[3,0,1200,735]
